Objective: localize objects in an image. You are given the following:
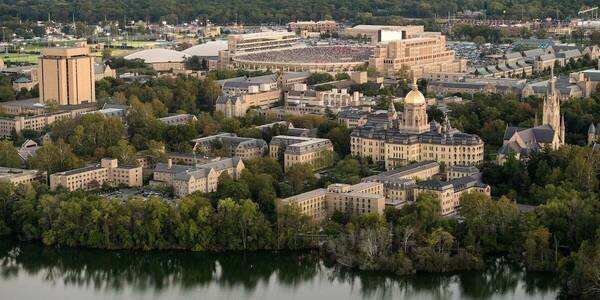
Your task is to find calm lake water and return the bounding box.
[0,238,559,300]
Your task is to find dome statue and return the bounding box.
[404,77,425,105]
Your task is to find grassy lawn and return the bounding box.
[1,39,151,63]
[118,40,157,48]
[1,53,39,64]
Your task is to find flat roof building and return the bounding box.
[0,167,46,186]
[39,47,96,106]
[282,181,385,221]
[50,158,142,191]
[362,161,440,207]
[158,114,198,126]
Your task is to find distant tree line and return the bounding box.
[0,0,591,26]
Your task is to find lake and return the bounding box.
[0,238,560,300]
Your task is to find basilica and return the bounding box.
[350,79,485,170]
[497,69,566,164]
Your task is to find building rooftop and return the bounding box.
[124,48,187,63]
[417,175,487,192]
[363,161,439,183]
[54,165,104,177]
[0,167,40,180]
[449,164,480,174]
[182,40,228,57]
[281,188,327,204]
[352,126,483,146]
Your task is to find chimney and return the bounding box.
[167,158,172,169]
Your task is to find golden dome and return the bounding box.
[404,80,425,105]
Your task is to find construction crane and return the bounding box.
[578,7,599,19]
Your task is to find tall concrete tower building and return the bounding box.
[38,47,95,105]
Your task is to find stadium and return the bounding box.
[231,46,373,72]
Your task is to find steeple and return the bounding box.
[387,97,398,129]
[547,66,556,94]
[388,98,396,114]
[542,66,561,133]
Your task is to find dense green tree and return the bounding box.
[459,193,522,253]
[0,140,22,168]
[28,139,83,176]
[306,73,334,85]
[51,113,126,159]
[284,164,317,195]
[107,139,139,166]
[216,172,251,200]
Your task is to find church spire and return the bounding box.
[547,66,556,95]
[388,97,396,114]
[542,65,561,133]
[387,97,398,128]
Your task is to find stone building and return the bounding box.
[284,160,489,218]
[0,100,97,139]
[151,157,245,197]
[50,158,142,191]
[192,133,267,159]
[351,80,484,170]
[570,66,600,98]
[269,135,334,171]
[94,63,116,81]
[0,167,46,186]
[172,157,245,197]
[368,28,467,77]
[283,85,367,114]
[498,69,565,164]
[361,160,440,207]
[281,182,385,221]
[414,175,490,215]
[215,89,281,118]
[427,78,527,97]
[337,107,371,128]
[158,114,198,126]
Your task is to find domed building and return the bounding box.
[182,41,228,57]
[351,79,484,170]
[124,48,188,72]
[398,79,430,134]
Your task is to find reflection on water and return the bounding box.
[0,238,559,300]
